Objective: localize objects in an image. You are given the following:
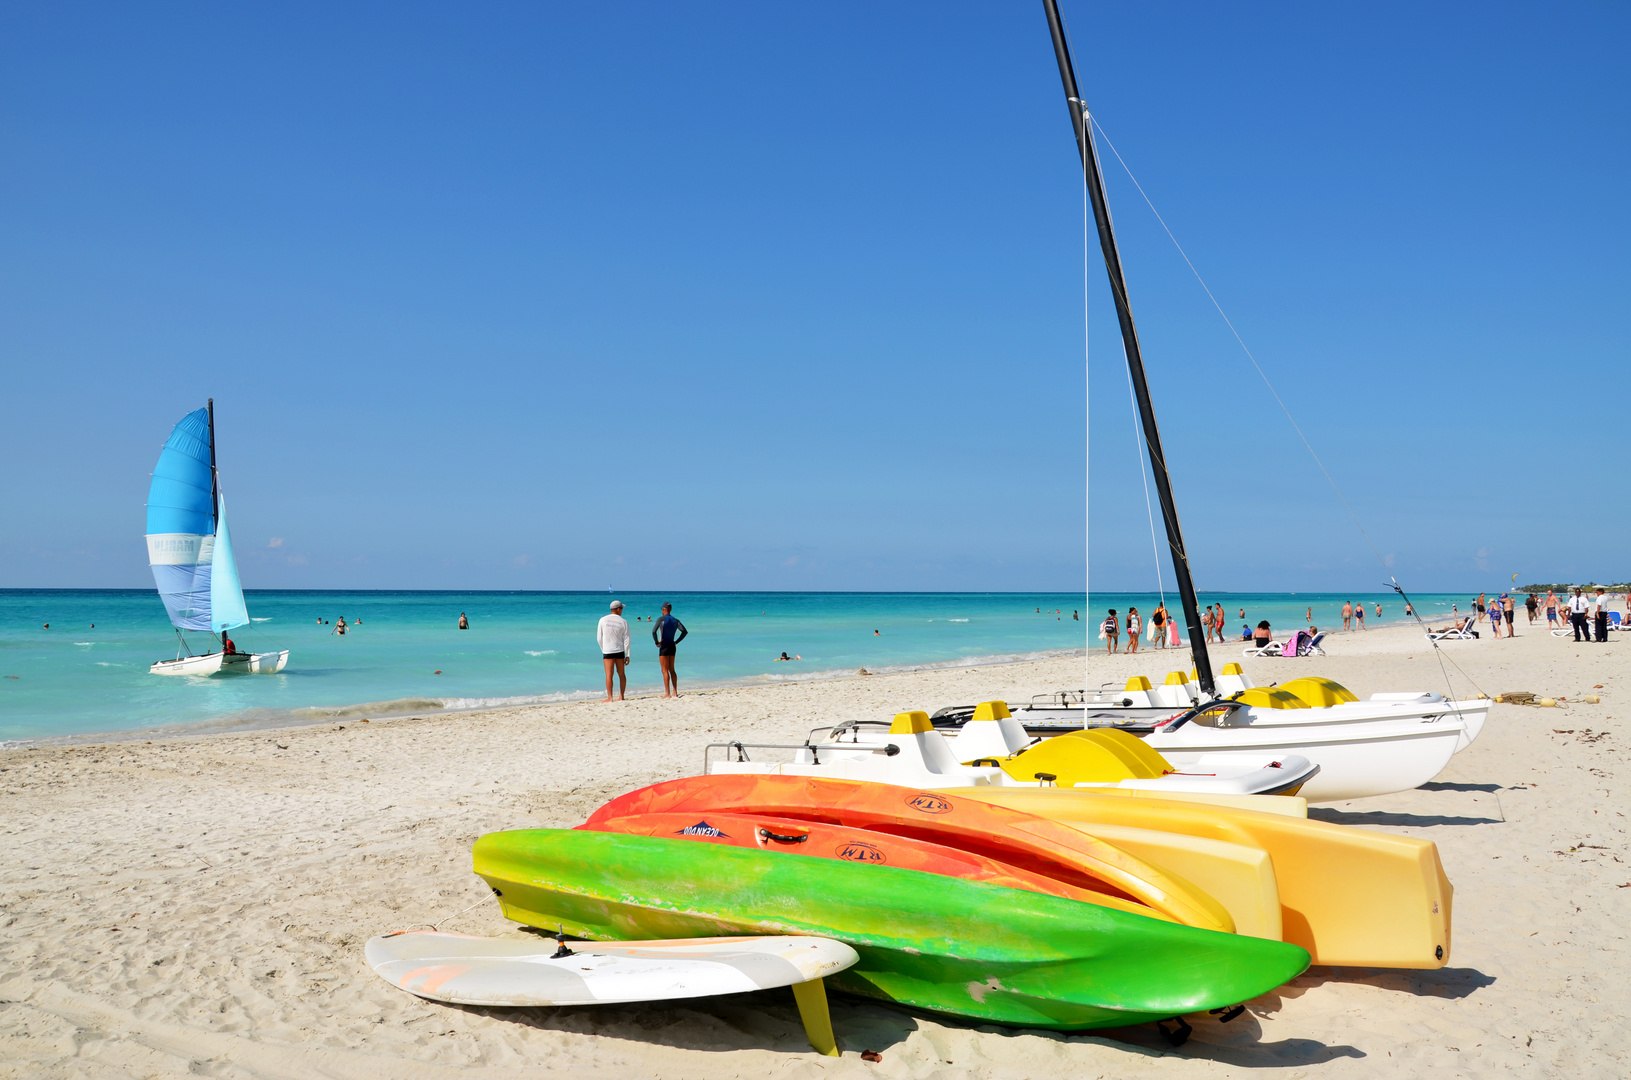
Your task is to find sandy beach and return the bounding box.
[2,619,1625,1079]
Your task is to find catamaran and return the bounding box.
[146,400,288,676]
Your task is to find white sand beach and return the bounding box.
[2,620,1625,1079]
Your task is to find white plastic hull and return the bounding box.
[150,652,225,676]
[224,650,289,674]
[1145,717,1466,802]
[151,649,288,676]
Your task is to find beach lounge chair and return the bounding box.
[1291,631,1327,656]
[1611,611,1623,631]
[1426,618,1478,642]
[1242,639,1283,658]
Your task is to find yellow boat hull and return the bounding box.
[965,788,1451,969]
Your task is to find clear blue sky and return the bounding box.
[2,2,1625,593]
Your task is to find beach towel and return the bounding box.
[1282,630,1316,657]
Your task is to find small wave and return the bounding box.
[95,661,121,667]
[524,650,557,656]
[297,698,446,719]
[252,617,273,622]
[948,618,969,623]
[74,641,95,646]
[438,691,600,710]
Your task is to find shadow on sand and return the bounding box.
[1308,808,1501,827]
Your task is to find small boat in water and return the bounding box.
[146,401,287,676]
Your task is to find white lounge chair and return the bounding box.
[1242,639,1283,657]
[1427,618,1478,642]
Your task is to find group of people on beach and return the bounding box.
[1339,601,1380,631]
[1536,587,1616,643]
[596,600,689,702]
[1097,604,1168,654]
[1429,587,1622,642]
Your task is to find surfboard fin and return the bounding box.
[790,977,838,1057]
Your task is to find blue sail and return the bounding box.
[209,491,249,632]
[146,408,215,631]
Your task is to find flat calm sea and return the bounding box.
[0,589,1471,743]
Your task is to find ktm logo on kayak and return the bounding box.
[836,842,886,863]
[907,793,952,814]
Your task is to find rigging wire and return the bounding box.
[1080,101,1091,693]
[1088,115,1485,699]
[1127,361,1169,628]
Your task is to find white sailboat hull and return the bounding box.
[150,652,226,676]
[231,649,289,674]
[152,649,289,676]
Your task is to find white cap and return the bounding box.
[610,600,623,611]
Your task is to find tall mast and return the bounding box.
[207,398,218,533]
[1040,0,1215,696]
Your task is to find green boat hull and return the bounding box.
[473,829,1308,1030]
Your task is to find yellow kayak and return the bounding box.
[965,788,1451,968]
[1056,821,1283,941]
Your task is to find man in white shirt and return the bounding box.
[598,600,632,701]
[1568,589,1591,642]
[1594,588,1610,642]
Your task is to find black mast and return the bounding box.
[1040,0,1215,696]
[207,398,218,532]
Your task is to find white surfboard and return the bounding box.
[366,931,857,1007]
[366,931,857,1055]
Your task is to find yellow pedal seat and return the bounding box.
[1277,677,1359,707]
[997,728,1173,787]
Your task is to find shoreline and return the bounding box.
[0,645,1094,750]
[3,618,1624,1077]
[5,610,1451,750]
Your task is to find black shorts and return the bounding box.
[657,645,676,657]
[1504,610,1513,622]
[603,651,626,661]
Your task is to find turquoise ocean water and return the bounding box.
[0,589,1470,744]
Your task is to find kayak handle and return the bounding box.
[758,828,809,844]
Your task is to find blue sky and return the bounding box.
[2,1,1625,592]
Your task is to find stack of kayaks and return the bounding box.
[469,770,1453,1036]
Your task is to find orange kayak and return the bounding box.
[586,810,1171,921]
[584,774,1234,933]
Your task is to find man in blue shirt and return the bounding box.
[652,603,689,698]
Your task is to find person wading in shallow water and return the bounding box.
[458,612,469,630]
[652,602,688,698]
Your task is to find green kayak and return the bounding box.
[474,829,1308,1030]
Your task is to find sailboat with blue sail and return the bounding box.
[146,400,288,676]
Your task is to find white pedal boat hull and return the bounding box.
[712,724,1316,799]
[1144,717,1466,803]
